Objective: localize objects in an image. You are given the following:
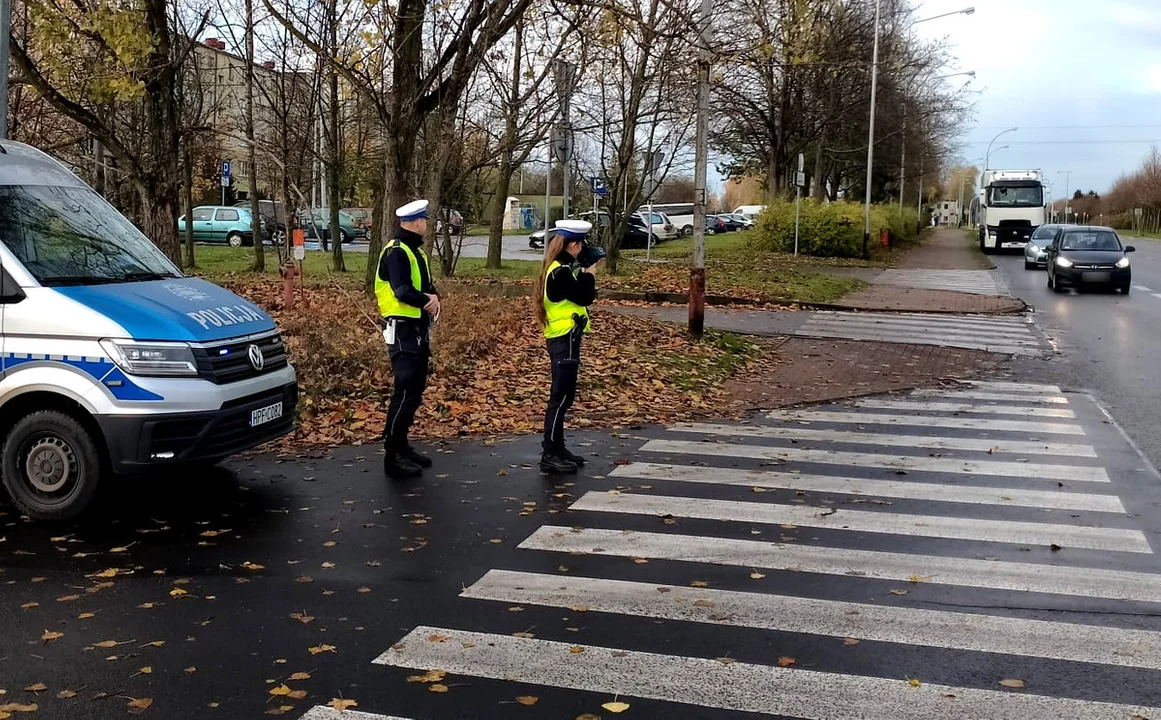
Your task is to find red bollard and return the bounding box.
[281,259,300,309]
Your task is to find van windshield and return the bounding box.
[0,185,179,286]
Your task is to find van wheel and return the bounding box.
[2,411,101,521]
[682,225,693,237]
[227,232,244,248]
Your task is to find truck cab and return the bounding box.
[0,140,297,520]
[979,170,1047,254]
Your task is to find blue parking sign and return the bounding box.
[222,160,232,178]
[590,177,607,196]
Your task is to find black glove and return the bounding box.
[572,312,589,334]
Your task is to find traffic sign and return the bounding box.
[221,160,232,187]
[796,172,806,188]
[551,125,573,163]
[590,177,607,196]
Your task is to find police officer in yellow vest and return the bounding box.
[375,199,440,479]
[533,219,600,474]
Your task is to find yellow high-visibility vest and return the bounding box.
[375,239,429,319]
[543,260,591,339]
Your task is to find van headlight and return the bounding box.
[1055,256,1073,268]
[1116,256,1130,268]
[100,339,198,377]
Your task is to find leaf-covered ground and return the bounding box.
[220,277,758,449]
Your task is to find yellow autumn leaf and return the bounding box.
[909,678,921,687]
[92,568,119,578]
[321,562,336,569]
[169,588,188,598]
[137,603,156,609]
[23,684,46,692]
[138,667,152,675]
[20,603,37,610]
[269,685,292,697]
[126,697,153,712]
[568,604,589,612]
[323,541,337,548]
[406,670,447,683]
[40,631,62,642]
[142,641,164,648]
[693,599,714,608]
[288,672,311,681]
[568,646,585,654]
[749,572,766,579]
[843,638,861,646]
[428,684,449,693]
[289,612,314,624]
[56,690,77,699]
[515,696,538,705]
[999,679,1025,688]
[56,595,80,602]
[602,701,631,713]
[110,546,130,553]
[242,562,265,571]
[328,698,358,711]
[78,613,96,620]
[0,703,38,713]
[690,581,709,588]
[308,644,336,655]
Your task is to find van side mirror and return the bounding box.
[1126,245,1136,253]
[0,269,26,304]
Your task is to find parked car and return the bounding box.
[528,211,655,250]
[178,205,260,247]
[1045,226,1134,294]
[706,215,727,234]
[720,212,754,230]
[236,199,290,245]
[435,208,465,234]
[1024,224,1074,270]
[342,207,374,233]
[638,211,678,242]
[300,208,366,243]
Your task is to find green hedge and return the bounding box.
[749,201,920,258]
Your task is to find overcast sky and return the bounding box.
[914,0,1161,199]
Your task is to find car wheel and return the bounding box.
[338,229,349,244]
[1,410,102,521]
[227,232,244,248]
[272,228,287,246]
[682,225,693,237]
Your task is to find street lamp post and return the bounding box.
[985,127,1017,170]
[1058,170,1073,223]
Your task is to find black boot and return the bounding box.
[401,445,432,469]
[384,446,422,479]
[559,446,586,467]
[540,450,578,474]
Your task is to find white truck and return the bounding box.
[978,169,1047,254]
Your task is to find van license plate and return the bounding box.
[250,402,283,427]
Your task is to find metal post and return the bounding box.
[544,146,551,235]
[0,0,9,140]
[794,184,801,255]
[916,143,923,230]
[861,0,882,261]
[646,194,654,262]
[689,0,712,337]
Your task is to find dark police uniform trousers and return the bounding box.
[543,317,585,451]
[384,316,431,449]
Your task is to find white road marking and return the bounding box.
[639,438,1109,483]
[909,389,1069,404]
[377,626,1161,720]
[569,492,1147,552]
[852,399,1075,418]
[609,462,1126,513]
[520,526,1161,602]
[465,569,1161,670]
[1133,285,1152,292]
[300,709,412,720]
[764,410,1086,435]
[966,381,1062,393]
[668,422,1097,457]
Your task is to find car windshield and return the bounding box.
[1060,231,1122,252]
[988,184,1043,207]
[0,185,179,286]
[1031,226,1058,240]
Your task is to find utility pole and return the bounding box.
[861,0,882,261]
[553,60,577,219]
[689,0,712,337]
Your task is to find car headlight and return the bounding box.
[100,339,198,377]
[1055,256,1073,268]
[1116,257,1130,268]
[1027,244,1039,253]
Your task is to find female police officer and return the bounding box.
[533,219,601,474]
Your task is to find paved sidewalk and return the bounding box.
[893,227,993,270]
[837,285,1024,313]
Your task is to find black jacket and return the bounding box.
[378,229,438,321]
[545,250,597,306]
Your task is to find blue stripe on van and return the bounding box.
[3,354,163,402]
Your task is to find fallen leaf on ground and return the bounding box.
[515,696,538,706]
[406,670,447,684]
[137,667,153,675]
[295,576,313,583]
[92,568,120,579]
[568,604,589,613]
[357,587,371,594]
[266,707,294,716]
[749,572,766,579]
[77,612,96,620]
[908,678,921,687]
[137,603,156,609]
[843,638,860,646]
[568,646,585,654]
[23,684,46,692]
[577,715,601,720]
[126,697,152,714]
[242,562,265,571]
[142,641,164,648]
[289,612,314,624]
[169,588,188,598]
[323,541,337,548]
[288,672,311,681]
[320,562,336,569]
[999,679,1026,688]
[715,657,736,665]
[184,667,197,674]
[288,690,307,700]
[777,657,796,667]
[269,685,293,697]
[56,595,80,602]
[20,603,37,610]
[328,698,358,711]
[602,700,631,713]
[93,640,124,648]
[428,684,449,694]
[40,631,62,643]
[0,704,37,713]
[427,634,450,643]
[690,581,709,588]
[308,645,336,655]
[693,599,714,608]
[56,690,77,699]
[888,589,909,596]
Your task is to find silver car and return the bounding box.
[1024,224,1074,270]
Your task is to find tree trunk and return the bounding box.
[183,144,196,268]
[143,0,181,265]
[327,0,345,271]
[486,18,523,270]
[246,0,265,271]
[143,188,182,264]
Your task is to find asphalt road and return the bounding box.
[301,234,543,261]
[993,236,1161,469]
[4,384,1161,719]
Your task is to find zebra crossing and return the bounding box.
[795,310,1046,355]
[872,268,1011,296]
[301,381,1161,719]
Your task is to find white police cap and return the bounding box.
[396,199,429,221]
[553,219,592,240]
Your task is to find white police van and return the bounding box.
[0,140,297,520]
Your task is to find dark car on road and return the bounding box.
[1045,226,1134,294]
